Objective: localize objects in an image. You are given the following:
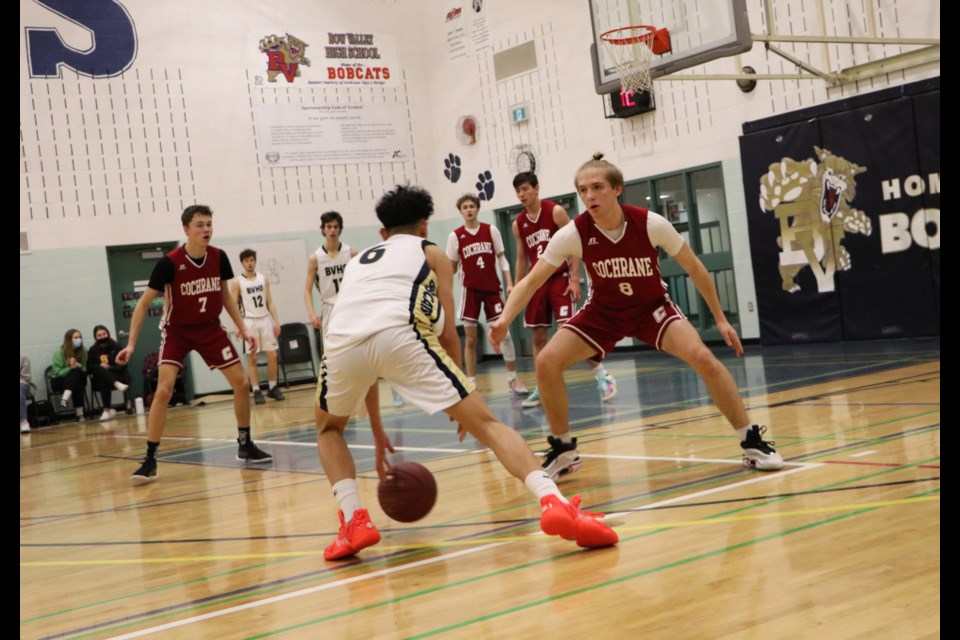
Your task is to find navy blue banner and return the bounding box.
[740,120,843,344]
[741,84,940,344]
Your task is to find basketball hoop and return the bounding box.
[600,25,666,95]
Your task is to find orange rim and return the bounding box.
[600,25,657,47]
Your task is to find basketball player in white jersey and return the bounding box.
[305,211,353,333]
[306,211,406,408]
[231,249,285,404]
[314,185,617,561]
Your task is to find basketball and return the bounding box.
[377,461,438,523]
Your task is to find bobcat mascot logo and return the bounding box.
[259,34,311,83]
[759,146,871,293]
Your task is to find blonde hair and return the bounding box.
[575,152,624,189]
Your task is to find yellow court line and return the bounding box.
[21,495,937,567]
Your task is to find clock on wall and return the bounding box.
[514,148,537,173]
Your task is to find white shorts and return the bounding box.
[316,324,476,416]
[243,316,278,353]
[320,302,336,333]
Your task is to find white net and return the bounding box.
[601,26,656,95]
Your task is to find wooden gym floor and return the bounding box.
[20,337,940,639]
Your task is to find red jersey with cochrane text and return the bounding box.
[453,223,502,293]
[575,205,668,311]
[517,199,567,277]
[163,245,225,325]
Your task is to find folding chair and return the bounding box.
[44,365,91,420]
[278,322,318,385]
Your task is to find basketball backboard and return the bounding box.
[590,0,753,94]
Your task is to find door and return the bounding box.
[623,166,739,343]
[106,243,179,398]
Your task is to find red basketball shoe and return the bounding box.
[540,495,618,548]
[324,508,382,560]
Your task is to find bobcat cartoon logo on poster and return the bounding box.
[259,33,311,83]
[758,146,872,294]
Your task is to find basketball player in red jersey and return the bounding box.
[118,205,273,484]
[512,172,617,412]
[492,156,783,476]
[446,193,528,396]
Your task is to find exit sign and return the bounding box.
[511,104,529,124]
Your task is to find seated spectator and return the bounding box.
[87,325,130,421]
[50,328,88,421]
[21,354,35,433]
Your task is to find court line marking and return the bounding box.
[101,543,504,640]
[404,487,941,639]
[38,457,926,635]
[29,360,939,635]
[21,495,939,567]
[606,495,939,533]
[17,465,807,567]
[850,450,878,458]
[595,463,817,521]
[105,434,477,455]
[578,453,813,468]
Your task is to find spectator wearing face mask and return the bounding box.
[50,328,88,421]
[86,325,131,421]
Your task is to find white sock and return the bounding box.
[61,390,73,406]
[591,362,607,376]
[736,425,753,442]
[524,470,566,502]
[76,407,84,417]
[269,379,277,389]
[468,376,476,385]
[506,370,518,382]
[332,478,362,523]
[555,431,574,445]
[114,381,129,391]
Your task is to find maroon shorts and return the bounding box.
[160,322,240,370]
[459,288,505,324]
[562,296,686,359]
[524,273,574,328]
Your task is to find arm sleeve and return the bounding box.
[147,257,175,292]
[445,231,460,262]
[648,212,686,256]
[490,226,505,254]
[541,222,582,267]
[490,226,510,271]
[220,251,235,280]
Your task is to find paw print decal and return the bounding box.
[476,170,495,201]
[443,154,462,183]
